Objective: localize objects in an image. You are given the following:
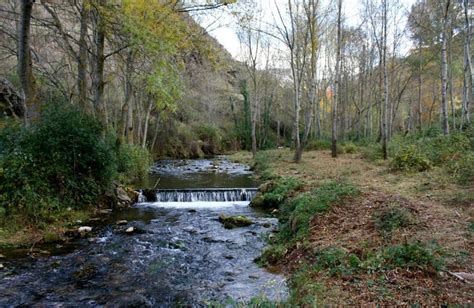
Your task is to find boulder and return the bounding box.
[218,214,253,229]
[78,226,92,236]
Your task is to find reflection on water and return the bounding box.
[136,158,258,189]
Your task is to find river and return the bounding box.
[0,158,287,306]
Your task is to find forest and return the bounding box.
[0,0,473,306]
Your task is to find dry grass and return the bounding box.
[230,149,474,304]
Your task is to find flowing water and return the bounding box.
[0,158,288,306]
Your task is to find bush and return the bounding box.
[313,247,361,277]
[305,139,331,151]
[390,145,431,172]
[256,244,288,266]
[256,177,303,209]
[280,182,359,241]
[195,124,222,155]
[342,142,358,154]
[360,143,384,161]
[117,143,152,182]
[382,242,444,271]
[448,152,474,185]
[374,206,413,237]
[0,104,117,220]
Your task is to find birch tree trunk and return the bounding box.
[440,0,450,135]
[332,0,342,158]
[382,0,389,160]
[462,0,472,127]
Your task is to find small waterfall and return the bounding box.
[137,191,147,203]
[138,188,258,203]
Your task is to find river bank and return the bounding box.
[0,158,288,306]
[231,148,473,305]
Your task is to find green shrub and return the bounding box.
[313,247,361,276]
[360,143,384,161]
[0,104,117,220]
[259,177,303,208]
[256,244,288,266]
[280,182,359,241]
[382,242,444,271]
[448,152,474,185]
[374,206,413,237]
[390,145,431,172]
[117,143,152,182]
[305,139,331,151]
[194,124,222,155]
[342,142,358,154]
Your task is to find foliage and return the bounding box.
[341,142,358,154]
[117,143,152,182]
[390,145,431,172]
[305,139,331,151]
[312,242,443,276]
[373,206,413,237]
[0,104,148,221]
[313,247,361,276]
[255,177,304,209]
[388,127,473,183]
[280,182,359,241]
[380,242,444,271]
[256,244,288,266]
[195,124,222,155]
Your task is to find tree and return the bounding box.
[440,0,450,135]
[461,0,472,128]
[18,0,35,125]
[332,0,342,158]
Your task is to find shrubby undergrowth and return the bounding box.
[389,126,473,184]
[0,104,151,221]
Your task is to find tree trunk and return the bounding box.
[142,100,153,148]
[440,0,450,135]
[92,0,107,125]
[78,0,89,110]
[332,0,342,158]
[462,0,472,127]
[381,0,389,160]
[18,0,35,126]
[124,50,134,144]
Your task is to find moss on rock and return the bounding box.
[218,214,253,229]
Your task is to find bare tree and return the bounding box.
[461,0,472,128]
[440,0,450,135]
[18,0,35,125]
[332,0,342,158]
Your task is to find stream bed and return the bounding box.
[0,158,288,306]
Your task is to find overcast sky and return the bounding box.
[192,0,417,62]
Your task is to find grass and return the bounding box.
[229,145,473,304]
[373,205,414,238]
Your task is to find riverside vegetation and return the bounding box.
[232,126,473,305]
[0,104,151,248]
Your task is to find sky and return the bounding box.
[192,0,417,62]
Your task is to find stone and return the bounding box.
[262,223,272,228]
[78,226,92,235]
[0,254,6,259]
[116,187,132,203]
[218,214,253,229]
[0,264,3,269]
[249,275,259,279]
[98,209,112,215]
[125,227,135,234]
[116,220,128,225]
